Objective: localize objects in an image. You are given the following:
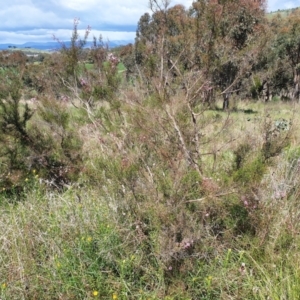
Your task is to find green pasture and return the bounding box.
[83,62,126,73]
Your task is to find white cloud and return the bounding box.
[0,0,193,29]
[0,4,72,30]
[57,0,99,11]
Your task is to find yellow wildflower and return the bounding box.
[112,293,118,300]
[92,290,99,297]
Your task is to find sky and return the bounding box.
[0,0,298,45]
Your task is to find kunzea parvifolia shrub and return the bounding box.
[0,69,83,195]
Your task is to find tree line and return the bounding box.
[119,0,300,108]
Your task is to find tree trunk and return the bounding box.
[223,92,229,110]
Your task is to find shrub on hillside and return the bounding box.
[0,72,83,194]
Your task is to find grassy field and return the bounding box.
[0,89,299,299]
[6,47,51,54]
[84,62,126,72]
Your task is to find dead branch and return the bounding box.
[165,104,202,175]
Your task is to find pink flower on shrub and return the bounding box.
[107,53,119,65]
[280,191,287,198]
[274,190,287,199]
[79,78,88,86]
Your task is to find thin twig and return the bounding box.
[185,190,237,203]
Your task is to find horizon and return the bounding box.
[0,39,133,52]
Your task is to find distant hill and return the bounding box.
[268,6,299,17]
[0,40,133,51]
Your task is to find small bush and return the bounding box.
[233,155,266,184]
[234,143,252,170]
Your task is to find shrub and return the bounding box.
[262,117,291,160]
[233,155,266,185]
[0,76,83,193]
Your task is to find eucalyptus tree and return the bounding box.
[191,0,267,108]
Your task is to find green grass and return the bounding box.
[84,62,126,73]
[117,62,126,73]
[84,63,94,70]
